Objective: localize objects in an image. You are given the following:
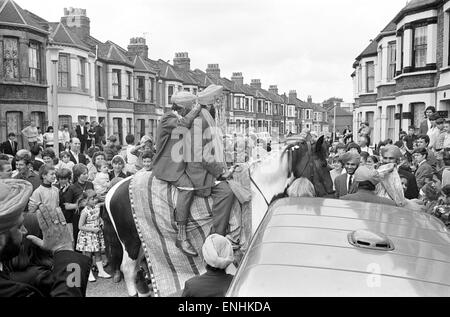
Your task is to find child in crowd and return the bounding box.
[57,151,75,171]
[366,155,379,170]
[28,165,60,214]
[56,168,73,236]
[432,185,450,227]
[76,190,110,282]
[141,150,154,172]
[360,151,369,166]
[93,162,111,198]
[330,156,344,191]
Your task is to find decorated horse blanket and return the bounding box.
[129,165,252,297]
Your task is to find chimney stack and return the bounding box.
[61,8,90,41]
[173,52,190,71]
[250,79,261,89]
[307,95,313,104]
[206,64,221,78]
[231,72,244,86]
[127,37,149,59]
[269,85,279,95]
[289,90,297,100]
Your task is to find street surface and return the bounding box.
[86,275,128,297]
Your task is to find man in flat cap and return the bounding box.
[381,145,419,199]
[0,180,91,297]
[185,85,236,237]
[152,91,201,257]
[334,152,360,198]
[340,166,396,206]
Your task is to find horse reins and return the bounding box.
[249,162,270,207]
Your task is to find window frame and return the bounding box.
[28,41,41,83]
[137,76,145,102]
[112,69,121,99]
[366,61,375,93]
[3,37,20,80]
[77,57,86,91]
[387,41,397,81]
[58,53,70,88]
[413,25,428,69]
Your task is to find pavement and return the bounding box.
[86,273,129,297]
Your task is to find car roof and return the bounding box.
[227,198,450,297]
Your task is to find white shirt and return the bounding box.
[360,146,373,155]
[428,119,432,131]
[346,174,354,192]
[62,131,71,144]
[428,127,440,149]
[70,150,79,164]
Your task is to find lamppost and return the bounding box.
[333,102,337,142]
[48,46,62,158]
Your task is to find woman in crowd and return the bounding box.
[43,127,55,149]
[109,155,131,181]
[62,164,94,244]
[87,151,106,182]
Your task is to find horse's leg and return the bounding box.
[135,249,152,297]
[121,246,139,297]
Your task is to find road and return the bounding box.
[86,273,128,297]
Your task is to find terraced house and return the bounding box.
[352,0,450,145]
[1,0,330,146]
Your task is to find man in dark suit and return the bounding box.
[182,234,234,297]
[416,134,437,170]
[340,166,396,206]
[334,152,360,198]
[418,106,436,135]
[0,179,91,297]
[75,120,88,154]
[185,86,236,238]
[413,147,434,190]
[152,92,201,257]
[1,133,18,157]
[68,138,88,165]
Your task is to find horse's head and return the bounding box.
[283,135,333,197]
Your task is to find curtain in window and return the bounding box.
[29,42,40,82]
[58,55,69,88]
[414,26,427,68]
[112,71,119,97]
[387,43,396,81]
[4,38,19,79]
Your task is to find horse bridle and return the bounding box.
[248,161,270,207]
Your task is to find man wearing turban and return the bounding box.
[152,91,201,257]
[0,180,91,297]
[381,145,419,200]
[334,152,360,198]
[340,166,396,206]
[184,85,237,237]
[182,234,234,297]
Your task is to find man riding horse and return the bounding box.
[152,91,201,257]
[184,85,236,237]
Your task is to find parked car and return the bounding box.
[227,198,450,297]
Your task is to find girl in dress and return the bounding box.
[76,190,111,282]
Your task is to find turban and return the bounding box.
[339,152,360,164]
[380,145,402,159]
[171,91,197,108]
[0,180,33,232]
[198,85,223,106]
[202,234,234,270]
[354,166,381,185]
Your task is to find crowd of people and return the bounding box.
[275,106,450,229]
[0,125,156,290]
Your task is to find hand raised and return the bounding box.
[27,205,73,254]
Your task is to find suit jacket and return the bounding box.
[76,126,88,142]
[334,173,349,199]
[1,140,18,156]
[182,267,233,297]
[185,110,227,197]
[69,151,88,165]
[152,107,201,183]
[415,161,434,190]
[419,120,429,136]
[0,250,90,297]
[398,166,419,199]
[340,190,397,206]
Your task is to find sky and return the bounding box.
[19,0,408,103]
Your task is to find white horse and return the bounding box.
[104,147,292,297]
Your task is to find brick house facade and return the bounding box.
[353,0,450,145]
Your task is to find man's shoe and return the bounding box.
[176,239,198,257]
